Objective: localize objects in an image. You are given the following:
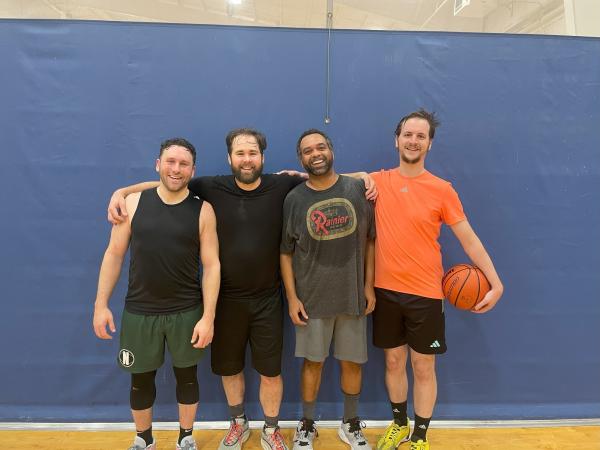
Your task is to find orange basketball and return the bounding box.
[442,264,490,310]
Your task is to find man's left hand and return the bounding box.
[191,317,214,348]
[472,286,503,314]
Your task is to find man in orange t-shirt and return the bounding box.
[372,109,503,450]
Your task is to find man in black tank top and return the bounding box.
[93,138,220,450]
[106,129,377,450]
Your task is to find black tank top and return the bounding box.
[125,189,203,314]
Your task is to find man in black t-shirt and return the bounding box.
[108,129,301,450]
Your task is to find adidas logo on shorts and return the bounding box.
[429,340,441,348]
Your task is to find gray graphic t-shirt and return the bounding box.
[281,175,375,318]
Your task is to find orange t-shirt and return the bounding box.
[371,169,466,299]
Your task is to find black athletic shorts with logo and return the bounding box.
[373,288,447,354]
[211,292,283,377]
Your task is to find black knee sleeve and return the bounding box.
[130,370,157,411]
[173,365,199,405]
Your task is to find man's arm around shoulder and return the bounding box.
[343,172,377,201]
[107,181,159,224]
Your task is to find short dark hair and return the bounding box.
[225,128,267,154]
[296,129,334,156]
[395,109,440,139]
[159,137,196,163]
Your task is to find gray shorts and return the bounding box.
[295,314,367,364]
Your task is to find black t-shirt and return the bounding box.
[125,189,203,314]
[189,174,303,301]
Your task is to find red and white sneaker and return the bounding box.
[218,417,250,450]
[261,425,288,450]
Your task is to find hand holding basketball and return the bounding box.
[442,264,491,311]
[471,285,504,313]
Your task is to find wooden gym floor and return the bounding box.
[1,425,599,449]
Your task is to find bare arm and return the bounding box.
[107,181,159,224]
[280,252,308,326]
[364,238,376,315]
[191,201,221,348]
[276,170,308,179]
[450,220,504,314]
[93,194,139,339]
[344,172,377,201]
[277,170,377,200]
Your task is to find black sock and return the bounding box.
[229,403,245,419]
[343,391,360,422]
[137,427,153,446]
[302,400,316,421]
[391,401,408,426]
[264,414,279,429]
[411,414,431,441]
[178,426,193,444]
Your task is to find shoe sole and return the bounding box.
[376,435,410,450]
[292,433,314,450]
[218,429,251,450]
[337,427,372,449]
[292,444,313,450]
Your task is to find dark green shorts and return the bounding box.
[118,306,205,373]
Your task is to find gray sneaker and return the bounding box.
[128,436,156,450]
[292,418,317,450]
[261,425,288,450]
[218,417,250,450]
[176,435,197,450]
[338,417,372,449]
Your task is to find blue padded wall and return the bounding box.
[0,19,599,421]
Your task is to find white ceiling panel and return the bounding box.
[1,0,598,36]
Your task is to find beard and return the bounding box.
[400,147,427,164]
[231,163,263,185]
[400,153,423,164]
[302,157,333,176]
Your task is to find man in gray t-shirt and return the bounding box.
[280,129,376,450]
[281,176,375,318]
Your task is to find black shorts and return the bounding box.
[211,292,283,377]
[373,288,447,354]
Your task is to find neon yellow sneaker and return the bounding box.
[409,439,429,450]
[376,419,410,450]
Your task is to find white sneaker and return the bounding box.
[292,418,317,450]
[128,436,156,450]
[176,435,197,450]
[338,417,371,449]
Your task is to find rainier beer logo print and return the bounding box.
[306,198,357,240]
[119,349,135,368]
